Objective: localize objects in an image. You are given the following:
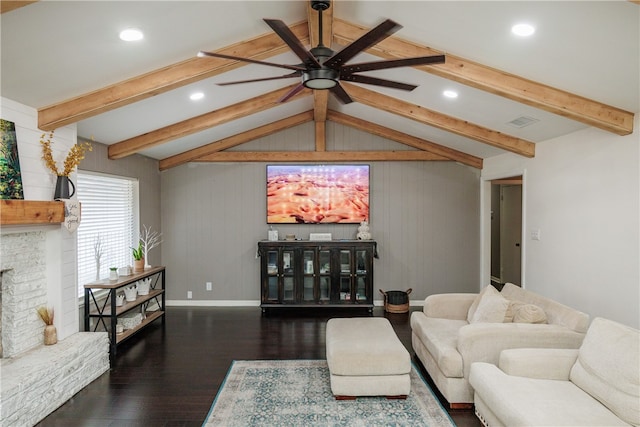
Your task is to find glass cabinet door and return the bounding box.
[339,250,352,301]
[265,250,279,301]
[282,250,295,301]
[260,242,374,310]
[355,249,369,301]
[319,250,331,301]
[302,250,315,301]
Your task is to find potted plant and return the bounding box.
[109,267,118,281]
[131,241,144,272]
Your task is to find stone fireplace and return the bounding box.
[0,231,49,358]
[0,224,110,426]
[0,98,109,425]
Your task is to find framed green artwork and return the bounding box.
[0,119,24,199]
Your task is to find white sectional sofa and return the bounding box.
[469,317,640,426]
[410,283,590,406]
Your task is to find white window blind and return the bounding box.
[77,171,138,297]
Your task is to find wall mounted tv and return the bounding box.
[267,164,370,224]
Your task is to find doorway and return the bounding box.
[490,176,523,287]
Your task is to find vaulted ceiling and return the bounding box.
[2,1,638,171]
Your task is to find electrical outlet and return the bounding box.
[206,282,212,291]
[187,291,193,299]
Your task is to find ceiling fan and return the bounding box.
[197,0,445,104]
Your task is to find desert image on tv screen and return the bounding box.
[267,165,369,224]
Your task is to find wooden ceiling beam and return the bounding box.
[195,150,449,163]
[108,85,311,159]
[333,19,634,136]
[1,1,38,14]
[37,22,310,130]
[159,111,314,171]
[315,121,326,152]
[342,83,535,158]
[327,111,483,169]
[308,0,331,151]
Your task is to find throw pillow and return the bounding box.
[467,285,501,322]
[513,304,548,324]
[470,293,510,323]
[503,300,526,322]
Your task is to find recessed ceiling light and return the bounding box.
[443,90,458,99]
[512,23,535,37]
[119,28,144,42]
[190,92,204,101]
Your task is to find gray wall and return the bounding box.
[79,140,162,265]
[161,122,481,302]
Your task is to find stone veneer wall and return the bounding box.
[0,332,109,426]
[0,231,48,357]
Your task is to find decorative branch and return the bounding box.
[93,234,103,281]
[140,224,163,269]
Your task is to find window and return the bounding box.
[76,171,139,297]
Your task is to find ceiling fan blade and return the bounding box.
[324,19,401,69]
[279,83,307,103]
[330,84,354,104]
[263,19,321,68]
[197,51,305,72]
[342,55,445,74]
[217,72,302,86]
[341,74,417,91]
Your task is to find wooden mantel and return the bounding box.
[0,200,65,225]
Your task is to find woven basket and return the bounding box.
[379,288,412,313]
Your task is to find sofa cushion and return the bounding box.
[469,292,509,323]
[570,317,640,426]
[470,362,631,426]
[512,304,547,324]
[410,313,465,378]
[467,285,500,322]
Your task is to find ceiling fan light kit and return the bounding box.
[197,0,445,104]
[303,68,338,89]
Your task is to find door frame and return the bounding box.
[480,169,527,289]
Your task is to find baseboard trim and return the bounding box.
[166,299,424,307]
[166,300,261,307]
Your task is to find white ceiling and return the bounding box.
[2,1,638,162]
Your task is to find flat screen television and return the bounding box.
[267,164,370,224]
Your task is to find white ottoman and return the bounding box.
[326,317,411,399]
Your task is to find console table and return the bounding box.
[84,266,165,361]
[258,240,376,312]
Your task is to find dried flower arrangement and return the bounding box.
[40,130,92,177]
[36,306,55,325]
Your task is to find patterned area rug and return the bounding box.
[203,359,455,427]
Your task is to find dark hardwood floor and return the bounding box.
[37,307,481,427]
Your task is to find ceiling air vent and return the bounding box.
[507,116,540,128]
